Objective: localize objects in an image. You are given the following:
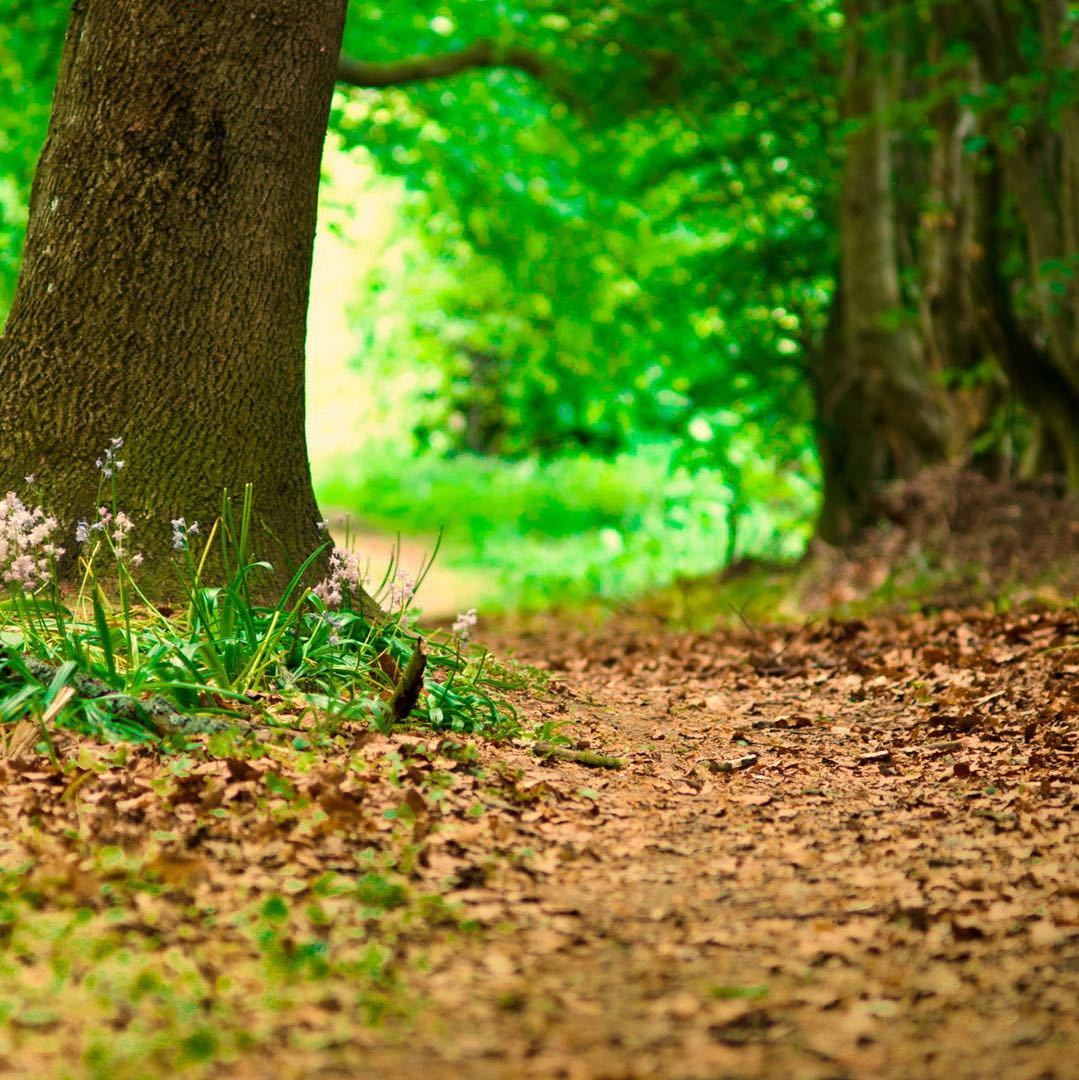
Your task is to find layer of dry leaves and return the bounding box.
[1,606,1076,1078]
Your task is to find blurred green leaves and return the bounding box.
[0,1,65,309]
[332,0,841,495]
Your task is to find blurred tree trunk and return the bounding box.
[977,152,1079,479]
[0,0,346,594]
[918,39,979,382]
[913,25,1016,471]
[463,347,506,454]
[963,0,1079,482]
[814,0,952,545]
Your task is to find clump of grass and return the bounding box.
[0,440,512,745]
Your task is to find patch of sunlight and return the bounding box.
[306,135,403,472]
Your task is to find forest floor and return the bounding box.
[1,471,1077,1078]
[1,604,1076,1079]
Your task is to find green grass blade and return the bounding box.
[44,661,77,703]
[91,588,118,687]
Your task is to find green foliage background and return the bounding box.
[327,0,839,604]
[5,0,1066,609]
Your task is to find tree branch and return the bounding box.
[337,38,554,90]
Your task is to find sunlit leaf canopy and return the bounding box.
[335,0,839,471]
[0,0,835,460]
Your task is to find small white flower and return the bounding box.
[171,517,194,550]
[96,437,126,477]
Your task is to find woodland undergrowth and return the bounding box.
[0,440,518,756]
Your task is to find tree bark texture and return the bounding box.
[968,2,1079,395]
[0,0,347,593]
[912,28,1017,468]
[951,0,1079,483]
[918,36,979,381]
[814,0,953,545]
[977,154,1079,481]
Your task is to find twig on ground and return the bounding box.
[924,739,965,752]
[857,750,892,765]
[729,603,764,643]
[705,752,759,774]
[532,742,624,769]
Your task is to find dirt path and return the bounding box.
[356,609,1078,1079]
[326,516,490,621]
[2,609,1075,1079]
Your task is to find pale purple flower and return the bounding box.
[312,547,369,611]
[321,611,345,645]
[108,510,135,557]
[314,581,342,609]
[5,554,39,589]
[386,569,415,609]
[452,608,478,641]
[96,437,125,478]
[0,491,63,592]
[171,517,199,550]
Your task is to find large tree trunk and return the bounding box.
[0,0,347,595]
[462,347,507,455]
[914,29,1017,473]
[814,0,953,545]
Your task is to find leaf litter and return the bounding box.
[0,605,1076,1078]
